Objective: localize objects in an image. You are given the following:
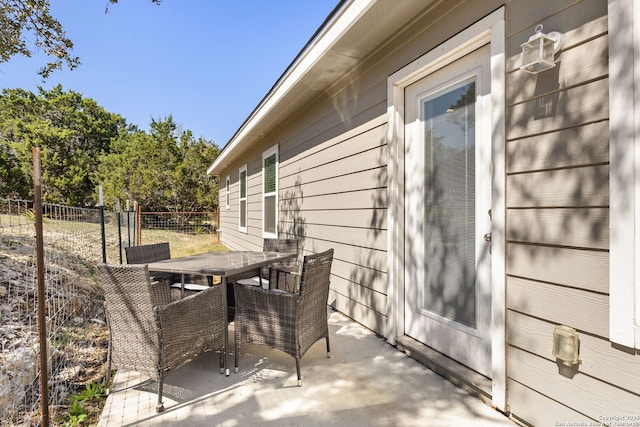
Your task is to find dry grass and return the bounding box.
[138,229,227,258]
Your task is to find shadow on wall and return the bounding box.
[505,48,610,262]
[345,137,388,334]
[280,176,307,253]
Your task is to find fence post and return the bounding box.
[116,200,123,264]
[127,199,131,246]
[32,148,50,427]
[135,202,141,245]
[99,186,107,263]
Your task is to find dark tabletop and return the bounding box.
[146,251,296,277]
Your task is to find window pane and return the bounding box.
[422,79,476,328]
[240,200,247,228]
[240,170,247,198]
[264,195,276,234]
[264,154,276,193]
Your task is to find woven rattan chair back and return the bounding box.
[98,263,226,413]
[297,248,333,324]
[263,238,299,291]
[263,238,298,254]
[234,248,334,386]
[98,264,169,378]
[125,242,171,264]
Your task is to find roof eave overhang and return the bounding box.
[207,0,428,176]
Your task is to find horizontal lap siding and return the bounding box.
[220,166,265,251]
[508,245,608,293]
[279,114,390,335]
[507,208,609,249]
[270,0,505,333]
[505,0,640,424]
[217,0,505,338]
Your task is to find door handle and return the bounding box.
[484,233,492,242]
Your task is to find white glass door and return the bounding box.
[404,45,492,377]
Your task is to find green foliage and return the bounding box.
[0,0,79,79]
[67,406,88,427]
[0,0,160,79]
[68,400,86,417]
[71,380,106,404]
[58,380,106,426]
[0,138,29,198]
[0,86,127,205]
[97,116,220,212]
[0,87,221,211]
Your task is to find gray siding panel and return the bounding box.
[506,121,609,174]
[508,346,640,419]
[507,277,609,338]
[503,0,640,422]
[275,108,390,336]
[508,312,640,396]
[214,0,640,423]
[507,244,608,293]
[507,165,609,208]
[507,380,593,427]
[506,78,609,141]
[507,208,609,249]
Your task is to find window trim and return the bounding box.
[225,175,230,210]
[609,0,640,349]
[239,164,247,234]
[262,145,279,239]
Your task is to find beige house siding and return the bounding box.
[219,0,503,335]
[214,0,640,423]
[505,0,640,424]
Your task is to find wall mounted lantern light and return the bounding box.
[520,24,564,74]
[552,325,580,366]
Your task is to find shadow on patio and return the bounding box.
[98,310,515,426]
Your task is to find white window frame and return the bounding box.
[238,165,248,233]
[225,175,230,210]
[262,145,279,239]
[609,0,640,349]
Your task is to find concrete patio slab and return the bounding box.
[98,310,516,426]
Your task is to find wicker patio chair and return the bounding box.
[124,242,171,265]
[125,242,209,292]
[125,242,176,284]
[98,263,226,413]
[263,238,301,292]
[228,239,299,320]
[233,248,334,386]
[231,238,300,289]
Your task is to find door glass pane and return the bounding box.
[422,78,476,328]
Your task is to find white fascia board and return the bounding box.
[207,0,374,176]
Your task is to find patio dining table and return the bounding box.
[146,250,297,376]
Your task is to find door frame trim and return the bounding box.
[385,7,506,410]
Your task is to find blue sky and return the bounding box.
[0,1,338,147]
